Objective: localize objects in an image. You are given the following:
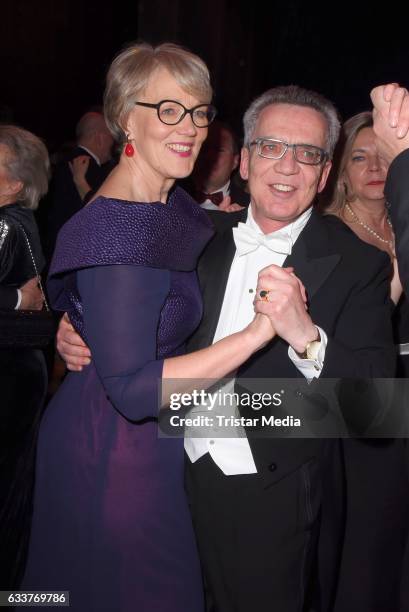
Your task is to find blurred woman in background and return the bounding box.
[326,111,408,374]
[0,125,50,588]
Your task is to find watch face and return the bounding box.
[306,340,321,361]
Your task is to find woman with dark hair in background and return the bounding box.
[0,125,50,588]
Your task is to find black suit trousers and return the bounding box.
[186,452,323,612]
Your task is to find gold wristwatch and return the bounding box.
[297,328,321,360]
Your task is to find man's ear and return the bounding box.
[240,147,249,180]
[317,160,332,193]
[232,153,240,172]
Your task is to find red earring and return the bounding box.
[125,137,134,157]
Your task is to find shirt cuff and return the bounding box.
[15,289,22,310]
[288,326,327,379]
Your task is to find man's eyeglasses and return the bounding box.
[134,100,217,128]
[250,137,328,166]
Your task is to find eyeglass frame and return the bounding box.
[249,137,328,166]
[134,100,217,128]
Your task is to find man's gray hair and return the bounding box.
[243,85,341,158]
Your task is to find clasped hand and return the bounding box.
[254,265,317,354]
[371,83,409,162]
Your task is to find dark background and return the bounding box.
[2,0,409,150]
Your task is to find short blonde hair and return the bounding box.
[0,125,50,210]
[326,111,373,215]
[104,42,213,143]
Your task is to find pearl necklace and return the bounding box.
[345,203,394,249]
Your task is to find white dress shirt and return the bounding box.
[184,204,327,475]
[78,145,101,166]
[15,289,22,309]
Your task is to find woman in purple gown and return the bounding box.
[23,43,274,611]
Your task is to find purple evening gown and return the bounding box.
[23,189,213,612]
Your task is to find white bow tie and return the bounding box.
[233,222,293,256]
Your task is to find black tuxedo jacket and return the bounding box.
[45,146,109,259]
[186,207,395,611]
[188,205,395,491]
[190,207,394,375]
[385,148,409,296]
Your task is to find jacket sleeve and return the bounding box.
[0,286,18,309]
[322,251,396,378]
[0,218,18,283]
[77,264,170,421]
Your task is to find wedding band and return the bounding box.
[259,290,270,302]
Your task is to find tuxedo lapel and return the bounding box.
[284,209,341,302]
[188,222,239,350]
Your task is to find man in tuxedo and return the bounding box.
[184,86,396,612]
[45,111,114,259]
[57,86,395,611]
[183,119,250,211]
